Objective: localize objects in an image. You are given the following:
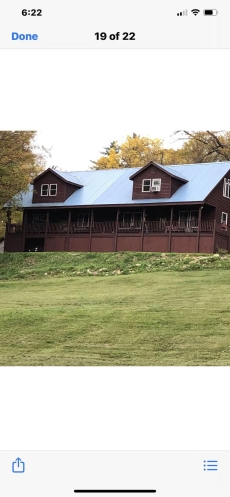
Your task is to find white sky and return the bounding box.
[1,49,230,171]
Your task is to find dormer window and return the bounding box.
[142,179,151,192]
[41,184,49,196]
[152,179,161,191]
[50,184,57,196]
[41,184,57,196]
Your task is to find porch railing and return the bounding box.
[7,223,23,234]
[26,223,46,233]
[7,220,216,235]
[92,222,116,233]
[145,220,214,233]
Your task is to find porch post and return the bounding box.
[168,207,173,252]
[212,219,216,253]
[141,208,145,252]
[22,210,27,252]
[115,208,119,252]
[66,209,71,251]
[6,209,12,223]
[44,210,49,252]
[89,209,93,252]
[196,206,202,253]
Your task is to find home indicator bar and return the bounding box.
[74,491,157,494]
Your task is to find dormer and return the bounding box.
[32,168,83,203]
[129,161,188,200]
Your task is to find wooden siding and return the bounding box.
[4,234,23,252]
[66,182,79,200]
[171,235,197,253]
[117,235,142,252]
[4,230,216,254]
[69,236,89,252]
[199,236,214,253]
[205,170,230,225]
[214,233,229,252]
[32,171,79,203]
[143,235,169,252]
[46,236,66,251]
[91,237,115,252]
[132,164,184,200]
[171,177,184,196]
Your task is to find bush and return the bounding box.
[217,248,228,256]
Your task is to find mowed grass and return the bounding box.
[0,269,230,365]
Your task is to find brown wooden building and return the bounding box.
[4,161,230,253]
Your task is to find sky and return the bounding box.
[1,49,230,171]
[36,129,182,171]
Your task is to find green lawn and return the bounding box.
[0,269,230,365]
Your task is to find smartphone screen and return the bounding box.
[0,1,229,495]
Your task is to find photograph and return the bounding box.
[1,128,230,366]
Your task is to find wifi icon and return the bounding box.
[191,8,200,15]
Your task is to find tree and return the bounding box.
[120,134,163,168]
[91,141,120,169]
[91,133,164,169]
[173,131,230,163]
[100,140,120,156]
[91,131,230,170]
[91,147,121,170]
[0,131,50,224]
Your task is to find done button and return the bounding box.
[12,32,38,40]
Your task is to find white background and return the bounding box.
[0,49,230,451]
[0,50,229,169]
[1,367,230,450]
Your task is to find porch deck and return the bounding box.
[5,219,228,254]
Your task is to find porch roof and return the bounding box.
[5,161,230,208]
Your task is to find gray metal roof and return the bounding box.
[5,162,230,208]
[54,171,84,186]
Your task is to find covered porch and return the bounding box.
[8,203,216,235]
[4,203,222,254]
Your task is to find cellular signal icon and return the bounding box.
[191,9,200,15]
[177,9,188,15]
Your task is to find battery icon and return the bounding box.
[203,9,218,15]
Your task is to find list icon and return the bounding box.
[203,460,218,471]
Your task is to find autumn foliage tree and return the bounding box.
[0,131,49,231]
[91,131,230,170]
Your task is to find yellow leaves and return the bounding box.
[0,131,48,207]
[120,135,164,168]
[92,147,121,170]
[92,130,230,171]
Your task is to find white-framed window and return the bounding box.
[152,178,161,191]
[179,210,199,227]
[77,213,90,226]
[41,184,57,196]
[123,212,132,223]
[123,212,142,223]
[160,217,167,227]
[142,179,151,192]
[32,213,47,222]
[133,212,142,222]
[190,210,199,227]
[49,184,57,196]
[221,212,228,224]
[223,178,230,198]
[179,211,189,227]
[41,184,49,196]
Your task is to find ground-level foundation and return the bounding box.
[4,232,218,254]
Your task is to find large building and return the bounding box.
[4,161,230,253]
